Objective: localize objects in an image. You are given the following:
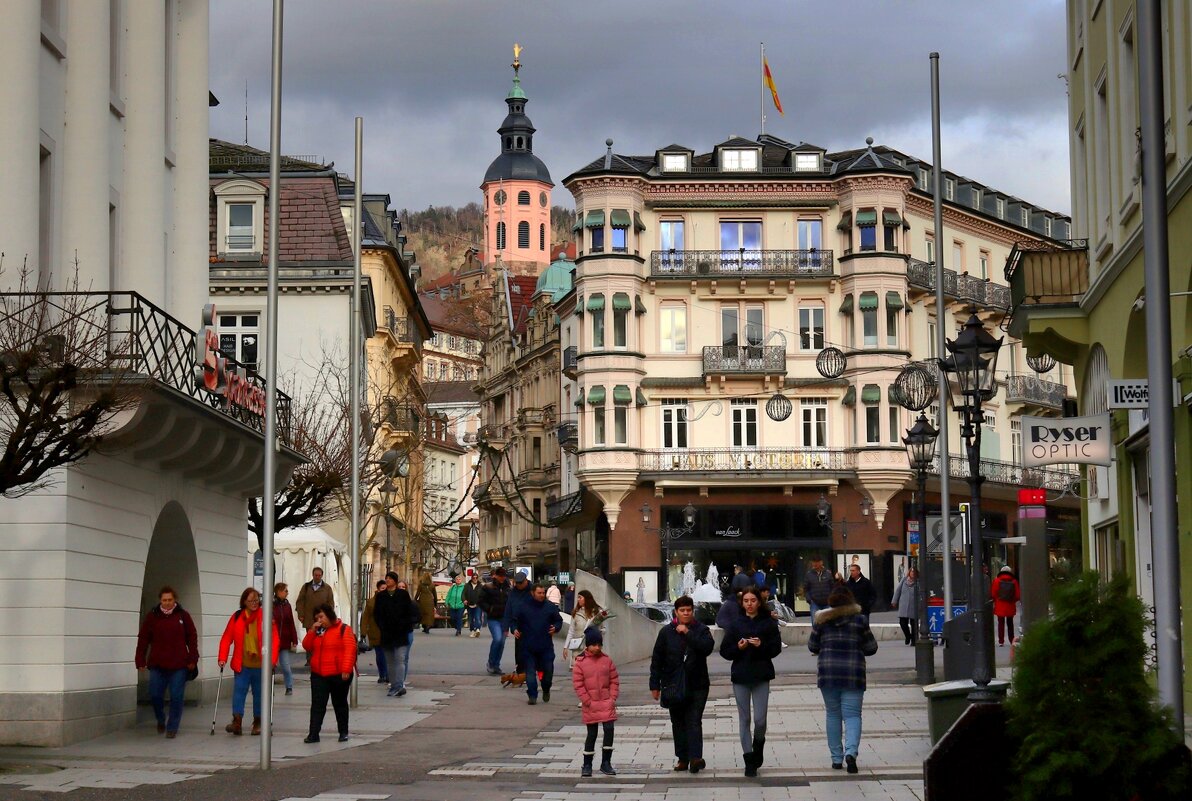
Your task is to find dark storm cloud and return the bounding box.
[210,0,1071,213]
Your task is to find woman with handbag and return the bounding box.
[720,586,782,777]
[649,595,715,773]
[134,586,199,738]
[565,590,606,663]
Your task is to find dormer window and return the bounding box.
[661,153,689,172]
[996,197,1006,218]
[213,178,267,260]
[917,168,929,191]
[794,153,820,172]
[1044,217,1053,236]
[1021,208,1031,227]
[944,178,955,201]
[721,149,759,172]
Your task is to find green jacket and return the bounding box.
[446,583,466,609]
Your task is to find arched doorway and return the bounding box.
[137,502,202,706]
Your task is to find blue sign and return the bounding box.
[927,604,967,639]
[252,549,264,577]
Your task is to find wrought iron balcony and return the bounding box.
[702,345,787,376]
[1003,239,1090,332]
[906,258,1011,310]
[547,490,584,524]
[557,420,578,453]
[562,345,578,377]
[638,448,855,474]
[382,305,423,354]
[1004,375,1067,410]
[381,397,420,433]
[650,249,834,279]
[929,455,1079,492]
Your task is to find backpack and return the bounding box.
[997,578,1016,602]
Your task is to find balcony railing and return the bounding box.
[562,345,578,377]
[381,397,420,433]
[702,345,787,375]
[1003,240,1090,327]
[1004,375,1067,410]
[547,490,584,523]
[0,291,291,445]
[638,448,855,473]
[382,305,422,354]
[557,420,578,452]
[929,455,1079,492]
[517,408,546,428]
[906,258,1011,309]
[649,249,834,279]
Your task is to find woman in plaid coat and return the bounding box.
[808,586,878,774]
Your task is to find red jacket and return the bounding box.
[302,620,358,677]
[572,650,619,724]
[135,606,199,671]
[273,598,299,649]
[217,608,280,672]
[991,574,1021,618]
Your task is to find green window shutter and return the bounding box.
[885,291,904,310]
[842,386,856,406]
[635,387,648,406]
[584,210,605,228]
[612,293,632,311]
[836,211,853,231]
[633,211,646,232]
[839,294,854,315]
[575,389,585,408]
[610,209,632,229]
[613,385,632,405]
[586,385,606,405]
[634,295,647,314]
[883,210,902,226]
[858,291,879,311]
[855,210,878,227]
[587,294,605,312]
[861,384,881,404]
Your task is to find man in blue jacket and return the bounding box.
[503,571,533,676]
[512,584,563,705]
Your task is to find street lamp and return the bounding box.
[940,312,1003,702]
[641,502,696,600]
[903,413,939,685]
[816,493,872,567]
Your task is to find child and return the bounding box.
[572,628,619,777]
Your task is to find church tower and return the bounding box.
[482,45,553,276]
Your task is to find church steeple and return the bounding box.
[499,44,536,157]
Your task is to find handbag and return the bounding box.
[358,633,372,653]
[186,664,199,682]
[659,644,688,709]
[565,636,584,652]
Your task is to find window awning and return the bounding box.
[587,294,605,312]
[610,209,632,228]
[613,385,632,405]
[635,387,648,406]
[587,385,606,405]
[576,294,584,314]
[842,386,856,406]
[575,389,585,408]
[862,384,881,405]
[858,291,879,311]
[855,210,878,227]
[836,211,852,231]
[633,211,646,232]
[839,294,854,315]
[573,216,584,232]
[635,296,647,314]
[584,210,605,228]
[612,293,632,311]
[883,210,902,226]
[886,291,904,310]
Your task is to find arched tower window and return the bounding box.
[540,223,546,250]
[496,222,506,250]
[518,190,530,205]
[505,137,511,149]
[516,136,523,149]
[518,221,530,249]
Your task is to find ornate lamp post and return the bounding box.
[816,493,872,565]
[903,413,939,685]
[940,313,1003,702]
[640,502,697,600]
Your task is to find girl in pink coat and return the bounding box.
[572,628,619,777]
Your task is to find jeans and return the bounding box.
[374,645,388,680]
[898,617,919,643]
[382,643,409,691]
[997,615,1015,644]
[821,687,865,762]
[522,647,553,700]
[404,631,414,683]
[487,619,507,670]
[277,648,294,690]
[309,673,351,737]
[468,606,483,631]
[232,666,262,717]
[668,687,709,761]
[809,600,825,622]
[583,721,615,756]
[731,681,770,753]
[449,607,464,634]
[148,667,188,733]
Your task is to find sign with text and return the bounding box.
[1021,413,1111,467]
[1106,379,1180,409]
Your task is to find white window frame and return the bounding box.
[925,236,935,265]
[661,153,689,172]
[659,304,687,353]
[721,148,759,172]
[794,153,819,172]
[214,179,266,259]
[797,218,822,251]
[801,398,828,448]
[889,405,900,444]
[730,399,758,448]
[944,178,955,200]
[217,311,260,372]
[1010,419,1022,465]
[661,399,689,449]
[979,250,990,279]
[1021,208,1030,227]
[798,305,824,351]
[996,197,1006,218]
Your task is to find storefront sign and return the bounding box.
[712,526,743,538]
[195,304,266,417]
[1106,379,1180,409]
[1021,413,1111,467]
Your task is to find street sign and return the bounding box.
[1106,378,1180,409]
[926,513,966,555]
[907,520,921,558]
[928,603,967,638]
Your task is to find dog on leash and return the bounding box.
[500,672,526,688]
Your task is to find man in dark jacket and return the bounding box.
[845,564,876,622]
[478,567,511,674]
[716,591,742,629]
[649,595,716,773]
[803,556,834,620]
[511,584,563,704]
[463,573,484,637]
[730,564,752,594]
[503,571,533,676]
[373,571,416,697]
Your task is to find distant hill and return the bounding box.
[398,204,576,282]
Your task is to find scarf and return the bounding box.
[160,605,177,616]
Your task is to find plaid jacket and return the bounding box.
[807,603,878,690]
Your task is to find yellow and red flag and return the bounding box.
[763,57,783,116]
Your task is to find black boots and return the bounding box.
[753,735,766,767]
[581,752,594,777]
[599,748,616,775]
[743,751,758,777]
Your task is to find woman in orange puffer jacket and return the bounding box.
[218,587,280,736]
[301,603,358,743]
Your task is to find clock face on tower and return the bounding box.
[539,191,548,207]
[494,190,507,206]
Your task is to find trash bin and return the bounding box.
[942,608,993,681]
[922,678,1010,744]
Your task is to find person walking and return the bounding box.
[504,571,534,677]
[134,586,199,738]
[415,572,437,634]
[373,571,416,697]
[891,568,921,645]
[362,580,388,683]
[565,590,606,666]
[273,583,299,695]
[730,564,752,594]
[563,583,576,614]
[302,603,357,743]
[719,586,782,777]
[716,589,743,629]
[479,567,512,674]
[572,628,619,777]
[808,586,879,773]
[295,567,334,633]
[649,595,715,773]
[991,565,1021,646]
[803,556,834,620]
[217,587,280,736]
[463,573,484,637]
[446,574,466,636]
[845,564,876,622]
[511,584,563,705]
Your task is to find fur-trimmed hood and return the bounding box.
[814,603,863,626]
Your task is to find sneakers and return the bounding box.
[285,688,293,696]
[542,688,551,703]
[396,687,407,697]
[485,665,501,675]
[688,759,705,773]
[846,755,858,774]
[387,687,399,697]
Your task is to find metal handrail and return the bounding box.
[929,454,1079,491]
[1004,375,1067,409]
[702,344,787,375]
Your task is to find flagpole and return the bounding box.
[760,42,765,135]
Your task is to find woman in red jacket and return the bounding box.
[218,587,280,736]
[991,565,1022,646]
[302,603,357,743]
[273,582,299,696]
[135,586,199,738]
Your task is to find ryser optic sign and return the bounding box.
[1020,413,1111,468]
[194,304,266,417]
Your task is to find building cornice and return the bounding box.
[904,194,1045,248]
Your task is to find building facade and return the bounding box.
[554,134,1082,606]
[1012,0,1192,709]
[423,412,473,569]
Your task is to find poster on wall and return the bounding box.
[623,569,659,604]
[836,552,872,579]
[890,553,909,590]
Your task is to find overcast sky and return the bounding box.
[210,0,1072,215]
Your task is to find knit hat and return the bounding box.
[584,627,604,646]
[514,570,529,583]
[999,565,1013,574]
